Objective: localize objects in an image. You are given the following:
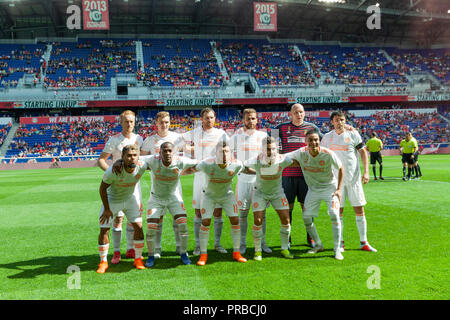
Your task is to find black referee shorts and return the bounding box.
[370,152,382,165]
[402,153,415,165]
[282,176,308,205]
[414,151,419,163]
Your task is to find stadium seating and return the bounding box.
[139,39,223,87]
[44,39,137,88]
[0,123,11,146]
[0,43,45,88]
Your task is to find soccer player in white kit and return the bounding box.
[97,145,148,273]
[287,129,345,260]
[182,107,230,256]
[321,111,377,252]
[191,141,247,266]
[140,142,198,267]
[141,111,186,258]
[243,136,294,260]
[229,108,271,255]
[97,110,143,264]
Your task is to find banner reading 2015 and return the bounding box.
[254,2,277,32]
[82,0,110,30]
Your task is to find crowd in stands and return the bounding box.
[0,46,44,88]
[0,123,11,146]
[44,40,137,88]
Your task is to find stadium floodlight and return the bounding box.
[318,0,346,4]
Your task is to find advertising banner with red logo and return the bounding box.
[20,115,119,125]
[82,0,110,30]
[254,2,277,32]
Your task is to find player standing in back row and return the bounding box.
[97,110,143,264]
[275,104,321,248]
[321,111,377,253]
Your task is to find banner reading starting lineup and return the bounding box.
[82,0,110,30]
[254,2,277,32]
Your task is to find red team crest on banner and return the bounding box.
[254,2,277,32]
[82,0,110,30]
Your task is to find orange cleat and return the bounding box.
[111,251,121,264]
[125,248,135,259]
[96,261,109,274]
[233,252,247,263]
[197,253,208,266]
[133,258,146,270]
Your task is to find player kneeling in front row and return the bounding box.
[287,129,345,261]
[97,145,148,273]
[189,141,247,266]
[244,136,294,260]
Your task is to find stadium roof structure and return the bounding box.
[0,0,448,46]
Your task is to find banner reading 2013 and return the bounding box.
[82,0,110,30]
[254,2,277,32]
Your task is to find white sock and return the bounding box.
[252,224,262,253]
[112,228,122,252]
[194,216,202,248]
[331,217,342,251]
[199,224,210,254]
[303,216,322,247]
[230,224,241,252]
[214,217,224,247]
[146,223,158,257]
[126,222,135,251]
[239,210,248,247]
[155,222,163,251]
[173,219,180,248]
[356,215,368,243]
[98,244,109,262]
[340,214,344,243]
[280,224,291,250]
[134,240,145,260]
[175,217,188,254]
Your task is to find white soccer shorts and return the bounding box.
[146,193,186,220]
[252,189,289,212]
[303,187,340,219]
[99,197,143,229]
[117,181,143,218]
[340,181,367,208]
[200,193,239,220]
[235,174,256,211]
[193,172,221,210]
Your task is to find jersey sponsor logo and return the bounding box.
[303,166,325,173]
[210,178,232,183]
[287,136,305,143]
[329,144,349,151]
[154,175,177,181]
[260,174,281,180]
[116,182,137,187]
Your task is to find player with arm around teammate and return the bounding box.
[97,110,143,264]
[190,141,247,266]
[96,144,148,273]
[287,129,345,261]
[243,136,294,261]
[321,111,376,253]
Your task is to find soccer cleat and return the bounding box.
[280,249,294,259]
[133,258,146,270]
[233,252,247,263]
[197,254,208,266]
[239,244,247,255]
[175,246,181,255]
[215,245,228,254]
[154,248,161,259]
[360,242,377,252]
[125,248,135,259]
[402,176,406,181]
[192,246,201,256]
[379,177,384,180]
[111,251,121,264]
[334,250,344,261]
[339,241,345,253]
[144,256,155,268]
[374,177,377,181]
[262,243,272,254]
[96,261,109,274]
[253,251,262,261]
[180,253,191,265]
[307,244,324,254]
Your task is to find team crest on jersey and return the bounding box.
[135,174,141,180]
[319,160,325,166]
[345,137,351,143]
[228,170,234,176]
[237,200,243,207]
[201,208,206,215]
[253,202,259,209]
[173,168,179,174]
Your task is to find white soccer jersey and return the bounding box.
[287,147,342,192]
[244,154,293,195]
[142,155,197,198]
[196,158,243,199]
[141,131,184,155]
[321,129,363,185]
[182,126,229,161]
[102,133,143,161]
[102,160,148,203]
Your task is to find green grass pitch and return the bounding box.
[0,154,449,300]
